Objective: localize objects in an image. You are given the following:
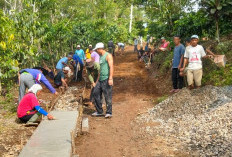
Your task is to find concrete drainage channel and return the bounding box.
[19,80,88,157]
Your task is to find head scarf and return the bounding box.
[28,84,43,95]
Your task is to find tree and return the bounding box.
[200,0,232,42]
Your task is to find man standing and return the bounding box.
[85,45,92,59]
[75,45,86,63]
[90,48,100,63]
[181,35,209,89]
[18,68,58,103]
[56,55,72,72]
[75,45,85,81]
[72,53,84,82]
[170,35,185,93]
[108,39,115,56]
[134,38,138,53]
[92,42,113,118]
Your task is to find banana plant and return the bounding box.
[201,0,232,42]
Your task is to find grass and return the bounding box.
[156,95,168,104]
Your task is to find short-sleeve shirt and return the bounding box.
[118,43,124,47]
[54,71,65,84]
[75,49,86,62]
[17,93,39,118]
[172,44,185,68]
[184,45,206,70]
[160,42,169,48]
[91,51,100,63]
[85,49,91,59]
[56,57,68,70]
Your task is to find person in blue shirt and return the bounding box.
[72,52,84,82]
[75,45,86,62]
[54,67,71,88]
[170,35,185,93]
[56,55,72,72]
[18,68,58,103]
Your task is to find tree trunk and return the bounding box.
[216,19,220,42]
[48,42,55,71]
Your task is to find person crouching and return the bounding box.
[54,67,71,88]
[17,84,54,125]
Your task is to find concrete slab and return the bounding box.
[19,111,78,157]
[81,117,89,133]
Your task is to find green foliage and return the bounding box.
[173,11,210,38]
[200,0,232,41]
[216,41,232,55]
[153,50,173,74]
[0,0,144,92]
[156,95,168,104]
[136,0,232,41]
[0,90,16,113]
[0,10,19,87]
[202,63,232,86]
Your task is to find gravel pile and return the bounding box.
[54,86,81,111]
[136,85,232,156]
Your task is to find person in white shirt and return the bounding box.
[180,35,211,89]
[117,42,125,55]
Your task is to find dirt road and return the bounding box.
[75,47,169,156]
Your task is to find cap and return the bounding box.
[77,45,80,48]
[68,54,72,58]
[64,66,71,71]
[191,35,199,39]
[89,44,92,47]
[86,59,94,68]
[161,37,165,40]
[93,42,104,50]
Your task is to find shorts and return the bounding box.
[186,69,203,86]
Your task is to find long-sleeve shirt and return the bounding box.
[73,54,84,65]
[20,69,56,94]
[75,49,86,62]
[17,93,48,118]
[87,63,100,83]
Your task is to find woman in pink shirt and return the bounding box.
[159,37,170,52]
[17,84,54,124]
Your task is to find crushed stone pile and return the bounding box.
[136,85,232,156]
[54,86,81,111]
